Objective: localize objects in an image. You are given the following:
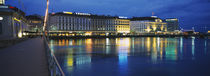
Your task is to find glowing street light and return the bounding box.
[43,0,49,32]
[43,1,65,76]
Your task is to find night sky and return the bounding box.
[6,0,210,32]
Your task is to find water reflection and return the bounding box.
[205,40,207,54]
[116,38,130,75]
[49,37,210,76]
[192,37,195,59]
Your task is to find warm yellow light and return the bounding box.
[146,37,151,52]
[85,32,92,36]
[152,26,157,31]
[165,27,168,31]
[145,28,151,32]
[23,32,27,36]
[14,18,21,22]
[166,19,178,21]
[155,19,162,22]
[161,25,164,31]
[64,11,73,14]
[116,25,130,33]
[117,31,130,33]
[67,55,73,67]
[18,31,22,38]
[116,38,130,46]
[32,21,41,23]
[66,33,69,36]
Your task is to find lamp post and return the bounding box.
[43,0,49,34]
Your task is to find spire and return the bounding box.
[151,12,157,18]
[152,12,155,16]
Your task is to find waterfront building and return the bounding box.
[89,15,116,35]
[193,25,210,33]
[115,18,130,34]
[165,18,180,32]
[48,12,130,36]
[0,0,5,5]
[26,15,43,33]
[0,5,29,39]
[48,12,92,36]
[130,17,167,34]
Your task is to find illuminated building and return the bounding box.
[193,25,209,33]
[115,19,130,34]
[48,12,130,36]
[130,17,167,34]
[48,12,92,36]
[0,5,29,39]
[0,0,5,5]
[26,15,43,33]
[89,15,116,35]
[165,18,180,32]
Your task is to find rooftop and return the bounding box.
[130,17,160,21]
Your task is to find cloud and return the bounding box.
[6,0,210,30]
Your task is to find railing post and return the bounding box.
[43,36,65,76]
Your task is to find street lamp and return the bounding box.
[43,0,49,32]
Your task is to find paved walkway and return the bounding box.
[0,37,49,76]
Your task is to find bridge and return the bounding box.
[0,37,65,76]
[0,0,65,75]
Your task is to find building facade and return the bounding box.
[89,15,116,35]
[130,17,167,34]
[115,19,130,34]
[0,5,29,39]
[48,12,130,36]
[26,15,43,33]
[0,0,5,5]
[165,18,180,32]
[48,12,92,36]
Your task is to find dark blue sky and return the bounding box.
[6,0,210,31]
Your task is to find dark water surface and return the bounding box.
[49,37,210,76]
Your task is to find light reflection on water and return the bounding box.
[49,37,210,76]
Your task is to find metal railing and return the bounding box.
[43,36,65,76]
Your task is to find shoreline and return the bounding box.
[47,34,210,39]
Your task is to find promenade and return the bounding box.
[0,37,49,76]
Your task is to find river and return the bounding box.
[49,37,210,76]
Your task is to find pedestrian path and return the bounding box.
[0,37,49,76]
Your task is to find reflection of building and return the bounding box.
[26,15,43,32]
[165,18,180,32]
[0,5,29,39]
[165,38,178,60]
[74,55,91,66]
[130,17,167,34]
[48,12,130,36]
